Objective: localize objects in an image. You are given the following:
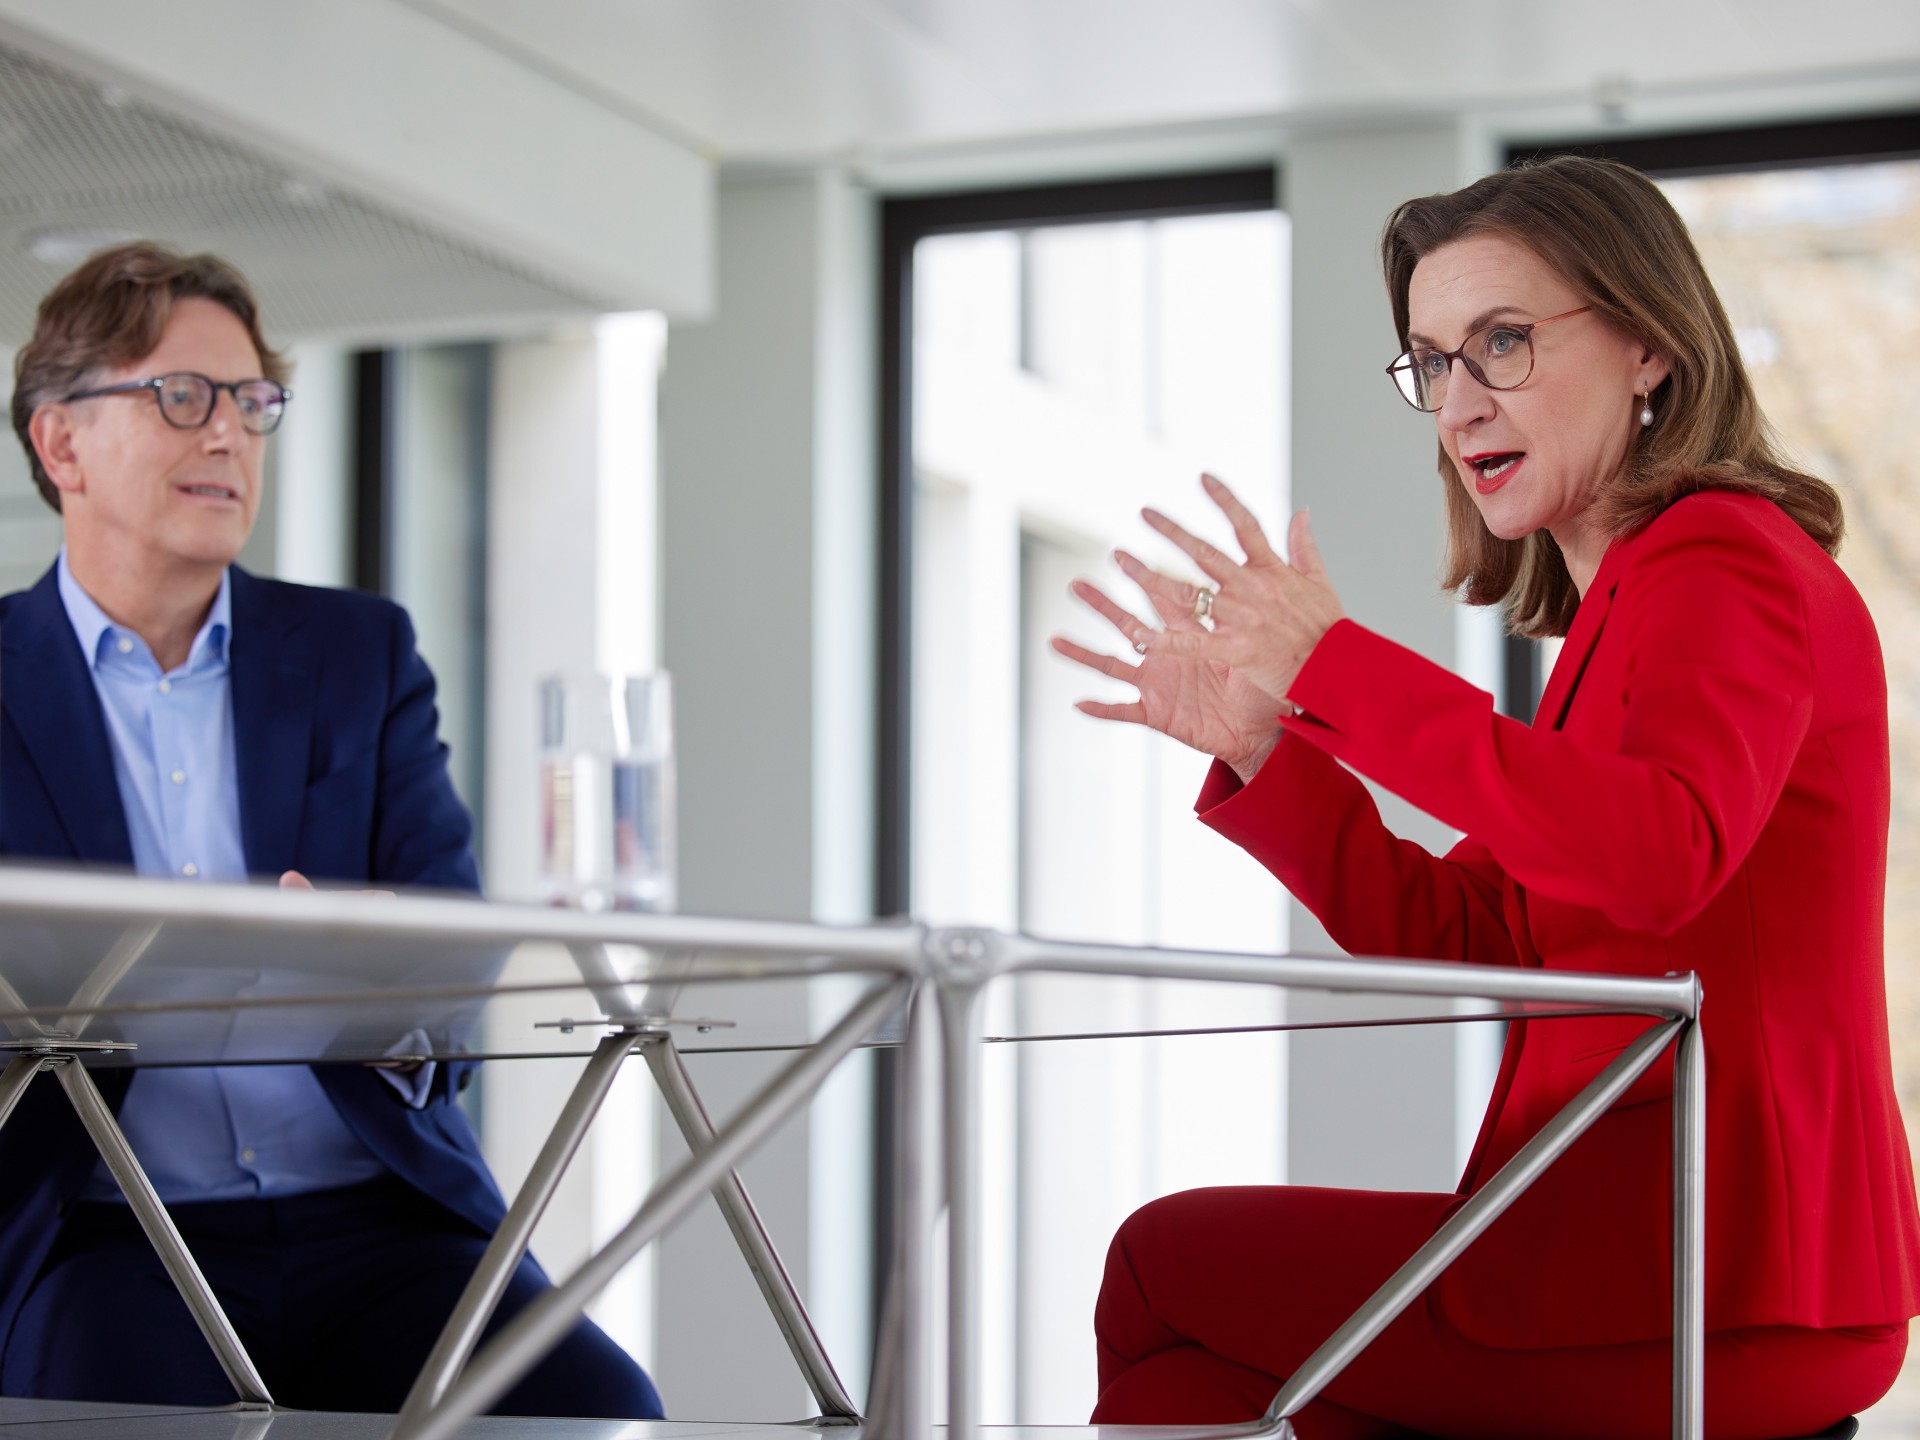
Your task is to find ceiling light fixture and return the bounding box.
[1592,74,1634,127]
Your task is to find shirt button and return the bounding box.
[157,679,172,695]
[171,769,186,785]
[240,1148,256,1164]
[181,861,199,877]
[115,636,133,655]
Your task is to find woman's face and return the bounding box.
[1406,233,1668,547]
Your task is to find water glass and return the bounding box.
[539,673,676,912]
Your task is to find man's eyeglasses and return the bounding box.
[1385,306,1592,412]
[63,372,292,435]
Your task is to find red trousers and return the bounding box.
[1093,1187,1908,1440]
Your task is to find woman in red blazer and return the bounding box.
[1054,156,1920,1439]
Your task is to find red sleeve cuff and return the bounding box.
[1193,727,1355,851]
[1195,757,1246,815]
[1285,617,1373,731]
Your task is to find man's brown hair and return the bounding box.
[1381,155,1843,638]
[11,241,288,513]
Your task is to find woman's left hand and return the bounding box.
[1139,474,1347,703]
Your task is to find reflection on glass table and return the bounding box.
[0,864,912,1068]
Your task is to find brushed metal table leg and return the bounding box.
[642,1033,859,1419]
[1265,1019,1683,1426]
[939,977,986,1440]
[55,1058,273,1407]
[392,977,907,1440]
[865,983,938,1440]
[0,1054,42,1135]
[1671,1015,1706,1440]
[395,1028,637,1429]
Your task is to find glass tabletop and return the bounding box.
[0,864,918,1068]
[0,864,1689,1069]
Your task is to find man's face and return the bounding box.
[53,296,266,569]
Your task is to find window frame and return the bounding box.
[1496,108,1920,719]
[876,166,1279,918]
[871,167,1281,1360]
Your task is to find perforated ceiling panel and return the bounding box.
[0,40,611,347]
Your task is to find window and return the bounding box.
[883,171,1288,1420]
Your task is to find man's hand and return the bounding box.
[279,871,417,1073]
[279,870,395,899]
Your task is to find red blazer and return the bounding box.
[1197,490,1920,1349]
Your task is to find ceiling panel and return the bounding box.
[1304,0,1920,101]
[434,0,1920,163]
[0,40,608,346]
[5,0,1915,350]
[437,0,1365,157]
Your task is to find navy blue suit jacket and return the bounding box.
[0,564,511,1358]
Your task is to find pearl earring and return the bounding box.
[1639,393,1654,428]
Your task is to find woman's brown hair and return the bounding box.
[1381,155,1842,638]
[11,241,288,514]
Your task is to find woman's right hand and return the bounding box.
[1050,549,1289,783]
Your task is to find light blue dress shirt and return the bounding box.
[58,553,393,1203]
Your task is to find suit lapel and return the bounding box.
[0,568,133,865]
[1533,540,1630,732]
[1466,570,1631,1185]
[228,569,318,878]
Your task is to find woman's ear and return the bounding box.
[1638,346,1674,396]
[28,404,87,502]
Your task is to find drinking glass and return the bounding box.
[539,673,676,912]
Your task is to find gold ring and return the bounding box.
[1193,586,1216,621]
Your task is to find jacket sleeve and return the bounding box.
[1281,503,1815,936]
[1198,733,1518,966]
[371,605,483,895]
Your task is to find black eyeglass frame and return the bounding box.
[62,372,293,435]
[1385,305,1592,412]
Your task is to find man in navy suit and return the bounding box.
[0,242,662,1417]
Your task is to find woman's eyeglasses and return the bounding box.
[63,372,292,435]
[1385,306,1591,412]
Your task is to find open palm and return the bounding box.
[1052,553,1286,779]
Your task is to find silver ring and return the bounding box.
[1192,586,1215,621]
[1133,637,1149,655]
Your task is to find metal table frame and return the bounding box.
[0,871,922,1440]
[0,871,1705,1440]
[913,931,1704,1440]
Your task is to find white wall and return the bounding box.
[1281,122,1503,1192]
[655,170,879,1421]
[481,322,667,1374]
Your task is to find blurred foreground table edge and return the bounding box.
[0,870,1703,1440]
